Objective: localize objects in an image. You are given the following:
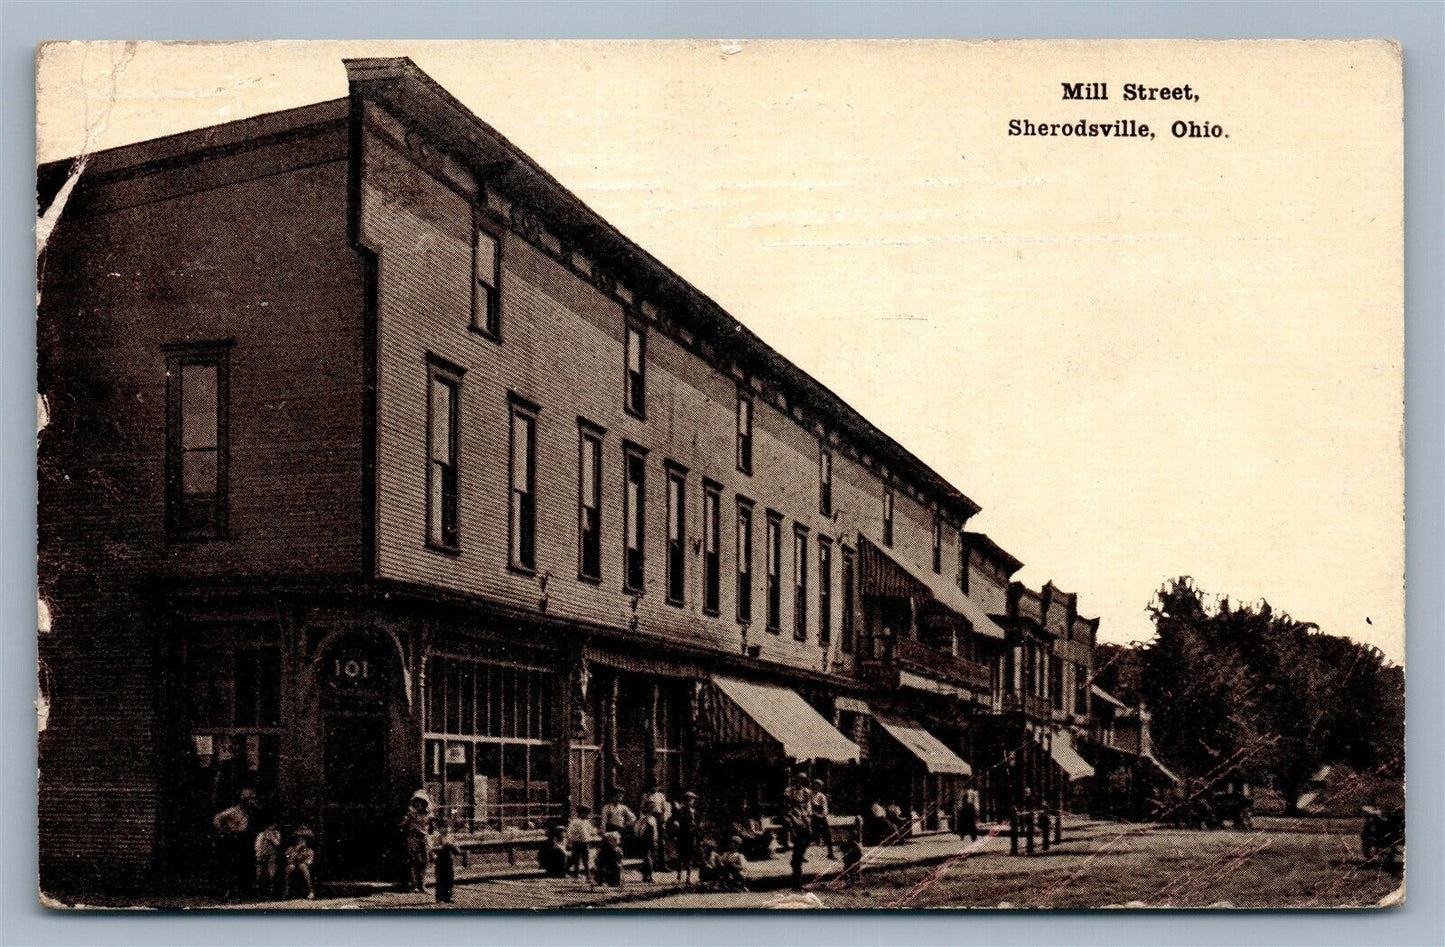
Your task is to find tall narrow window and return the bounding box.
[1050,655,1065,710]
[793,525,809,642]
[736,499,754,624]
[473,226,501,338]
[508,399,538,571]
[426,359,462,551]
[1074,664,1090,715]
[623,445,646,592]
[840,547,855,653]
[819,447,833,516]
[882,486,894,548]
[818,538,832,648]
[958,531,969,592]
[665,463,687,605]
[702,482,721,615]
[165,342,230,538]
[932,515,943,574]
[736,395,753,475]
[624,324,646,418]
[578,424,603,582]
[765,512,782,633]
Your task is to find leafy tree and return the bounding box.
[1132,577,1401,813]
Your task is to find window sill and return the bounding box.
[507,562,537,578]
[624,405,647,422]
[469,324,502,344]
[702,607,721,618]
[426,541,461,558]
[665,596,684,608]
[577,573,602,586]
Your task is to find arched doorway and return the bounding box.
[318,633,399,879]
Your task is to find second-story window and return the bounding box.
[958,531,969,592]
[702,482,721,615]
[473,225,501,338]
[736,499,754,624]
[792,525,809,642]
[426,359,462,551]
[578,423,603,582]
[665,464,687,605]
[736,395,753,475]
[818,537,832,649]
[1050,655,1065,710]
[624,324,646,418]
[840,546,855,653]
[765,512,782,633]
[819,447,833,517]
[932,514,943,574]
[165,342,231,539]
[508,398,537,572]
[882,486,894,548]
[1074,663,1090,715]
[623,445,647,592]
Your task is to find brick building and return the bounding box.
[38,57,1106,890]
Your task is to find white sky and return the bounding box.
[36,40,1405,661]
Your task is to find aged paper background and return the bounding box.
[35,39,1405,661]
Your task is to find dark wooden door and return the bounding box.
[322,710,389,879]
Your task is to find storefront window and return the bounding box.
[423,656,556,834]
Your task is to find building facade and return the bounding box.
[38,57,1113,890]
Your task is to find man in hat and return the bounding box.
[667,790,700,883]
[601,788,636,840]
[211,787,258,900]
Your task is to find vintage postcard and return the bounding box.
[36,40,1404,910]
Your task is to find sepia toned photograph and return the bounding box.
[36,39,1405,911]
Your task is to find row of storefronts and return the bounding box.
[156,547,1165,882]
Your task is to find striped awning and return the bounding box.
[702,676,860,763]
[873,714,972,775]
[858,537,1006,640]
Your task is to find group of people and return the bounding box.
[210,788,316,901]
[543,786,711,888]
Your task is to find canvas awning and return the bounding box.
[873,713,972,775]
[1090,685,1133,712]
[1040,731,1095,781]
[1143,752,1181,785]
[858,537,1006,640]
[702,676,860,763]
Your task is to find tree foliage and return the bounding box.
[1133,577,1403,811]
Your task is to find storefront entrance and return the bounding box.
[319,635,394,878]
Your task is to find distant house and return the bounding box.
[1080,685,1179,819]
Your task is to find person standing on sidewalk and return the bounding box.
[809,779,835,860]
[956,787,979,843]
[432,827,467,903]
[211,788,257,901]
[601,789,635,839]
[668,791,700,884]
[399,796,434,893]
[565,805,597,883]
